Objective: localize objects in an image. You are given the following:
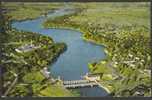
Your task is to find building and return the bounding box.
[41,67,50,79]
[15,43,41,53]
[83,73,103,82]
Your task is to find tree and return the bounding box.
[0,2,12,96]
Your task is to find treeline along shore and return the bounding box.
[0,3,76,97]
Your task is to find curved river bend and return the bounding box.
[12,7,108,97]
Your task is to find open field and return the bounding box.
[44,2,150,30]
[2,2,63,21]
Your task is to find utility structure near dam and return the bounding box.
[41,68,110,93]
[62,73,103,89]
[63,80,98,88]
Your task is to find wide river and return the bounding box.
[12,6,108,97]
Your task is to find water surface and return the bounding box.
[12,6,108,97]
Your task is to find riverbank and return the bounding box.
[1,2,80,97]
[1,27,75,96]
[2,2,151,97]
[43,3,151,96]
[43,8,114,95]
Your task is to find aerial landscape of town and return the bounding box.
[0,2,151,97]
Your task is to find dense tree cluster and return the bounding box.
[83,24,151,96]
[0,14,67,96]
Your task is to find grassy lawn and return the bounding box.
[39,84,74,97]
[22,71,74,97]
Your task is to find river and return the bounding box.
[12,6,108,97]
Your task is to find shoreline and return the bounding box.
[43,24,112,94]
[5,2,151,96]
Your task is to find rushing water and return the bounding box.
[12,6,108,97]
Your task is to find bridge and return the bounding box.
[63,80,98,89]
[41,69,106,90]
[41,69,110,92]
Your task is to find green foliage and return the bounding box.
[43,3,151,96]
[23,72,45,83]
[9,85,29,97]
[2,2,151,97]
[2,29,67,97]
[39,84,74,97]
